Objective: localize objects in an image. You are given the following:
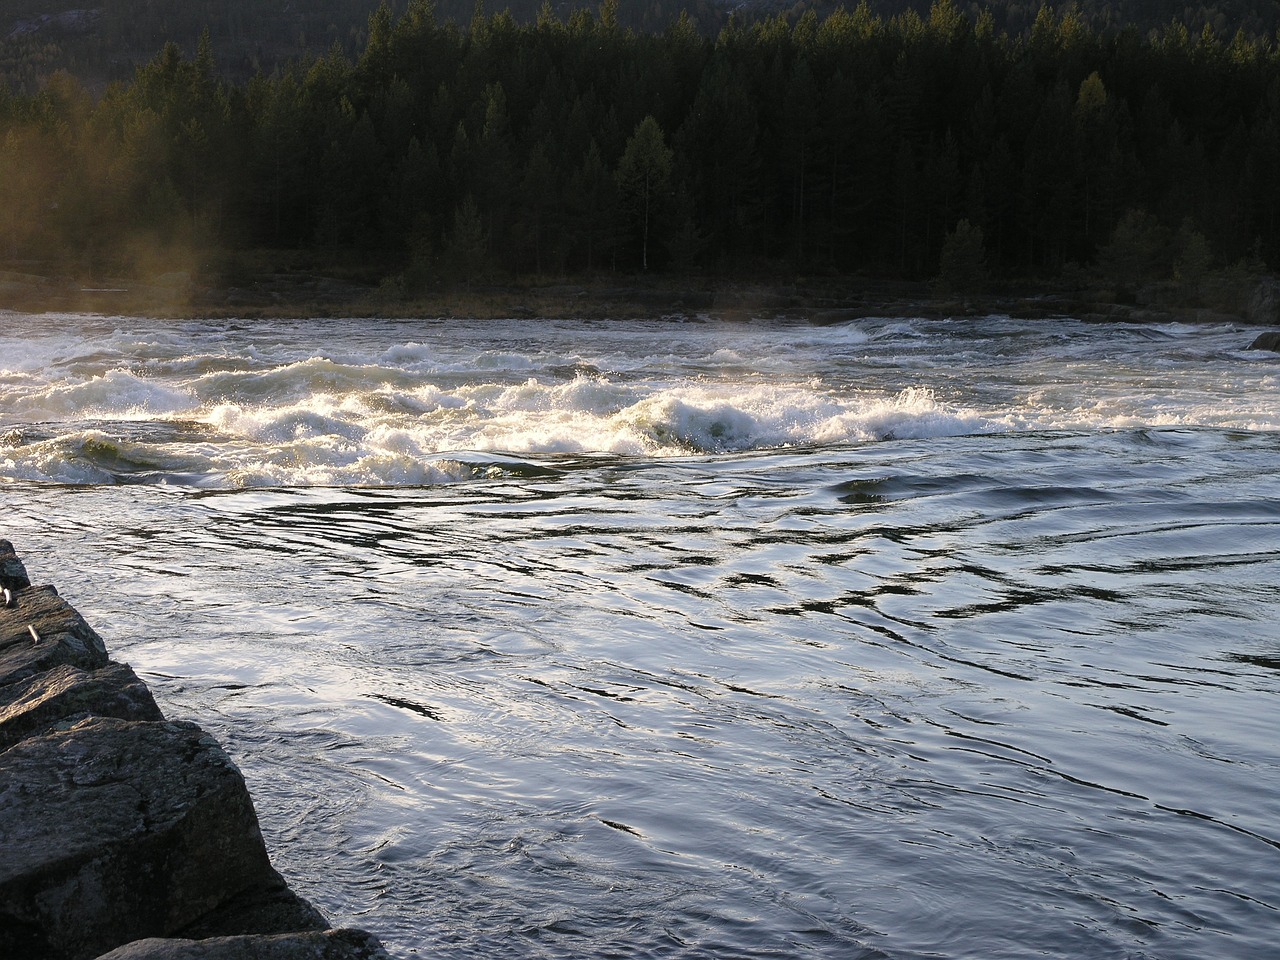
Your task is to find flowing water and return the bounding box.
[2,311,1278,959]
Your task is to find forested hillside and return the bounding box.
[2,0,1279,293]
[803,1,1280,39]
[3,0,1279,91]
[1,0,727,90]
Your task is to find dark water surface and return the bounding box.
[2,314,1278,957]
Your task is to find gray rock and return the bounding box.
[0,583,111,686]
[810,308,866,325]
[1247,277,1280,325]
[173,885,328,942]
[0,538,32,590]
[0,542,384,960]
[1247,330,1280,353]
[93,929,390,960]
[0,661,163,752]
[0,717,325,960]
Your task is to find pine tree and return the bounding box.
[616,115,673,271]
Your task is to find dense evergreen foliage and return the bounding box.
[2,0,1279,289]
[0,0,730,90]
[4,1,1279,92]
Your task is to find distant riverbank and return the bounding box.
[4,263,1278,328]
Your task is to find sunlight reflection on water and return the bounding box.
[3,314,1279,958]
[5,425,1279,959]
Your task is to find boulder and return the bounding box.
[0,578,112,686]
[0,541,380,960]
[0,538,31,591]
[0,583,110,685]
[93,929,390,960]
[0,661,163,752]
[0,717,326,960]
[1247,330,1280,353]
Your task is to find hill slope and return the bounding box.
[3,0,1278,91]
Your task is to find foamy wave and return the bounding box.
[222,454,486,488]
[13,369,196,420]
[0,434,497,488]
[378,341,574,376]
[811,386,997,442]
[206,399,368,444]
[614,384,995,453]
[194,357,418,404]
[0,367,1058,487]
[0,428,201,484]
[488,376,638,414]
[617,393,773,453]
[1016,381,1280,433]
[380,341,436,365]
[197,378,996,467]
[5,313,1276,489]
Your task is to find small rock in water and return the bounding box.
[1247,330,1280,352]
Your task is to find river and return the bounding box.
[2,311,1278,958]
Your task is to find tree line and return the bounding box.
[5,1,1279,94]
[2,0,1279,292]
[0,0,731,91]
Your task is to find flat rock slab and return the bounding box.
[93,929,390,960]
[0,717,322,960]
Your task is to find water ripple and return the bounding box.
[3,316,1279,959]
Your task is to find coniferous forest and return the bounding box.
[2,0,1280,298]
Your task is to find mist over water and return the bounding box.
[3,311,1279,958]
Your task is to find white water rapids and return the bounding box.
[2,313,1276,486]
[2,311,1278,958]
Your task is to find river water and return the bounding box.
[2,311,1278,959]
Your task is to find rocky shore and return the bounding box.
[0,540,388,960]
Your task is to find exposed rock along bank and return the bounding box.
[0,540,389,960]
